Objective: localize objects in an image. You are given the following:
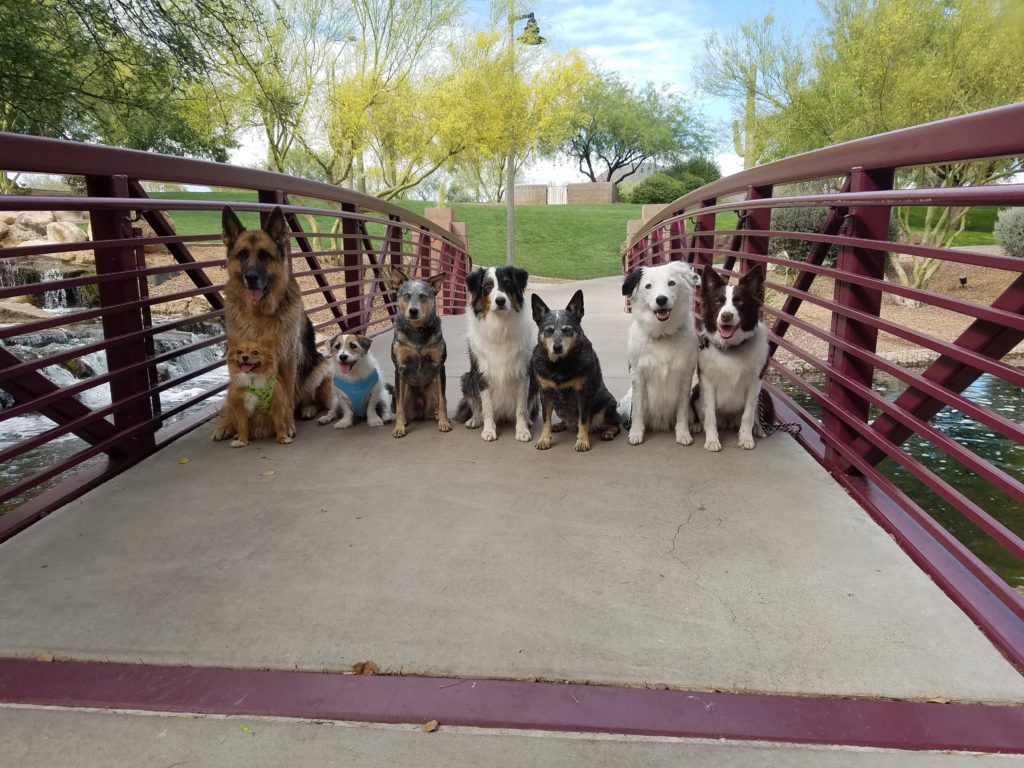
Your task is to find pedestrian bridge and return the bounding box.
[1,105,1023,764]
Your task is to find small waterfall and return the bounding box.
[40,268,68,310]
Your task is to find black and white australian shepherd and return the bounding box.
[694,263,773,451]
[454,266,537,442]
[617,261,700,446]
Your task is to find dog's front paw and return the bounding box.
[574,438,592,452]
[515,424,532,442]
[367,415,385,428]
[230,439,248,448]
[277,434,294,445]
[675,428,694,446]
[753,423,767,438]
[600,427,620,441]
[481,425,498,442]
[438,418,452,433]
[627,429,644,445]
[334,417,354,429]
[738,434,756,450]
[704,438,722,452]
[392,424,407,438]
[535,436,552,450]
[212,424,233,441]
[299,404,319,420]
[465,416,481,429]
[317,414,335,425]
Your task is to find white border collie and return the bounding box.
[695,264,770,451]
[455,266,536,442]
[617,261,699,445]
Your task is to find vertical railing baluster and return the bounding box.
[341,203,362,330]
[85,174,155,459]
[692,198,717,269]
[823,166,895,472]
[735,185,773,275]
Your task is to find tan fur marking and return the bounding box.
[535,399,554,450]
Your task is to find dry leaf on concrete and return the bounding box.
[352,660,379,676]
[420,720,439,733]
[36,651,54,662]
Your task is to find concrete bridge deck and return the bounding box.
[2,277,1022,765]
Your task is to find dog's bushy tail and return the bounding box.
[616,388,633,428]
[452,371,477,423]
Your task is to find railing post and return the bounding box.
[340,203,362,330]
[735,184,773,275]
[668,218,686,262]
[822,166,895,472]
[691,198,717,269]
[85,174,155,459]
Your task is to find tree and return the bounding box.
[0,0,255,178]
[695,13,806,169]
[445,27,592,202]
[562,73,709,183]
[773,0,1024,292]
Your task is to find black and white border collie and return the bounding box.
[616,261,700,446]
[455,266,537,442]
[694,263,771,451]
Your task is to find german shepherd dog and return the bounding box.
[530,290,621,452]
[213,206,332,443]
[223,336,292,446]
[388,267,452,438]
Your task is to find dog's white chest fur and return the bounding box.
[467,309,533,418]
[627,322,697,428]
[232,371,271,415]
[699,324,769,415]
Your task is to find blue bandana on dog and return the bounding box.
[333,368,380,418]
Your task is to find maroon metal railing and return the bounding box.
[0,133,471,539]
[624,103,1024,670]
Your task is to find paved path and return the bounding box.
[1,276,1022,764]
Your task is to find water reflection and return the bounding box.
[774,370,1024,587]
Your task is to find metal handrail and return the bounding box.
[624,103,1024,670]
[0,134,471,538]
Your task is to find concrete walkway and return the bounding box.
[1,276,1022,763]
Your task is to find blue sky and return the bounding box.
[481,0,824,181]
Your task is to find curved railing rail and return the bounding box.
[624,103,1024,669]
[0,133,471,539]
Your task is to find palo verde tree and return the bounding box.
[695,12,806,170]
[561,72,710,184]
[774,0,1024,293]
[447,27,592,203]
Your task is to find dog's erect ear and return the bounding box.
[264,206,288,249]
[622,268,644,297]
[740,263,766,301]
[388,267,410,291]
[222,206,244,248]
[355,335,372,352]
[531,293,549,325]
[323,334,338,353]
[701,265,725,293]
[465,267,484,296]
[427,272,446,295]
[566,289,585,320]
[511,266,529,295]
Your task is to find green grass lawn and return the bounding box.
[140,187,1000,279]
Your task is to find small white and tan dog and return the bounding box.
[318,333,393,429]
[617,261,700,446]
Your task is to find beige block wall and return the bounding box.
[514,185,548,204]
[567,182,618,204]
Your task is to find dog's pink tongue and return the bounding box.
[719,324,736,340]
[655,309,671,321]
[340,361,354,374]
[240,363,255,373]
[245,289,263,303]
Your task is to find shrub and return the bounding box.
[769,206,898,268]
[769,207,837,266]
[625,173,686,205]
[994,207,1024,257]
[667,156,721,186]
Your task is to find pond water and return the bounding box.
[773,370,1024,588]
